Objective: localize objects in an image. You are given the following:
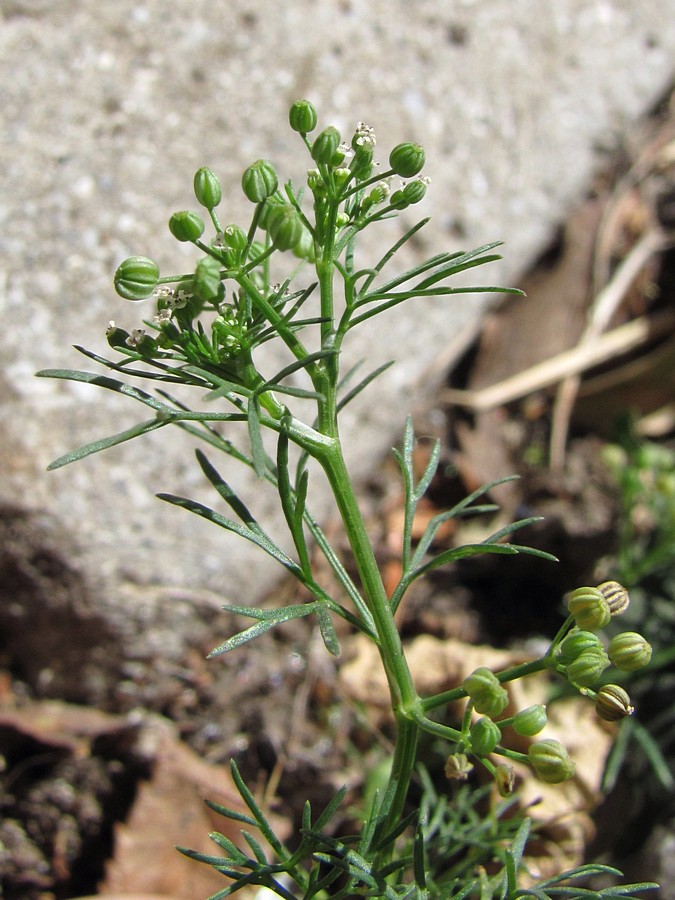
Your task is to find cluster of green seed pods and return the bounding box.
[447,580,648,791]
[560,582,650,712]
[111,98,430,369]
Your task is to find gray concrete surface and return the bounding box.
[1,0,674,666]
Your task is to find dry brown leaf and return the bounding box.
[0,699,126,756]
[100,716,257,899]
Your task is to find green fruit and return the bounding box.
[608,632,652,672]
[169,210,205,242]
[267,204,303,251]
[402,179,427,204]
[566,648,610,687]
[512,705,547,737]
[193,167,222,209]
[242,159,278,203]
[311,126,341,165]
[463,667,509,718]
[566,586,611,631]
[470,717,501,756]
[289,99,318,134]
[528,739,575,784]
[558,630,604,665]
[114,256,160,300]
[389,142,425,177]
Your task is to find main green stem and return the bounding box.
[313,191,421,859]
[318,440,421,844]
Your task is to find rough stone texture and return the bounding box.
[1,0,674,666]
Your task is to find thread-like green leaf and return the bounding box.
[315,604,340,657]
[207,603,319,657]
[47,417,169,469]
[156,492,300,574]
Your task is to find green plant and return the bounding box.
[38,100,657,899]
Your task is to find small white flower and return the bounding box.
[354,121,376,148]
[106,320,117,336]
[153,308,173,326]
[338,141,354,160]
[125,328,146,348]
[168,289,191,310]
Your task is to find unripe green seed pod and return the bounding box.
[566,648,611,687]
[463,667,509,718]
[389,142,425,177]
[597,581,630,616]
[350,143,374,179]
[470,717,501,756]
[222,224,248,253]
[242,159,278,203]
[402,179,428,205]
[558,630,605,665]
[114,256,160,300]
[169,210,205,243]
[595,684,634,721]
[567,586,611,631]
[463,667,500,697]
[289,99,318,134]
[311,126,341,165]
[267,204,303,251]
[607,632,652,672]
[106,322,129,347]
[257,197,284,230]
[528,739,575,784]
[513,704,548,737]
[389,189,409,210]
[193,167,222,209]
[334,167,352,190]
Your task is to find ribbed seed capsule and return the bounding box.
[512,704,547,737]
[462,667,509,718]
[558,630,604,666]
[597,581,630,616]
[595,684,634,721]
[528,739,575,783]
[289,99,318,135]
[114,256,160,300]
[566,647,610,687]
[566,586,611,631]
[242,159,278,203]
[193,167,222,209]
[311,126,341,165]
[470,717,501,756]
[389,142,425,177]
[607,632,652,672]
[169,210,205,242]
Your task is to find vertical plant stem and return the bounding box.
[318,440,421,841]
